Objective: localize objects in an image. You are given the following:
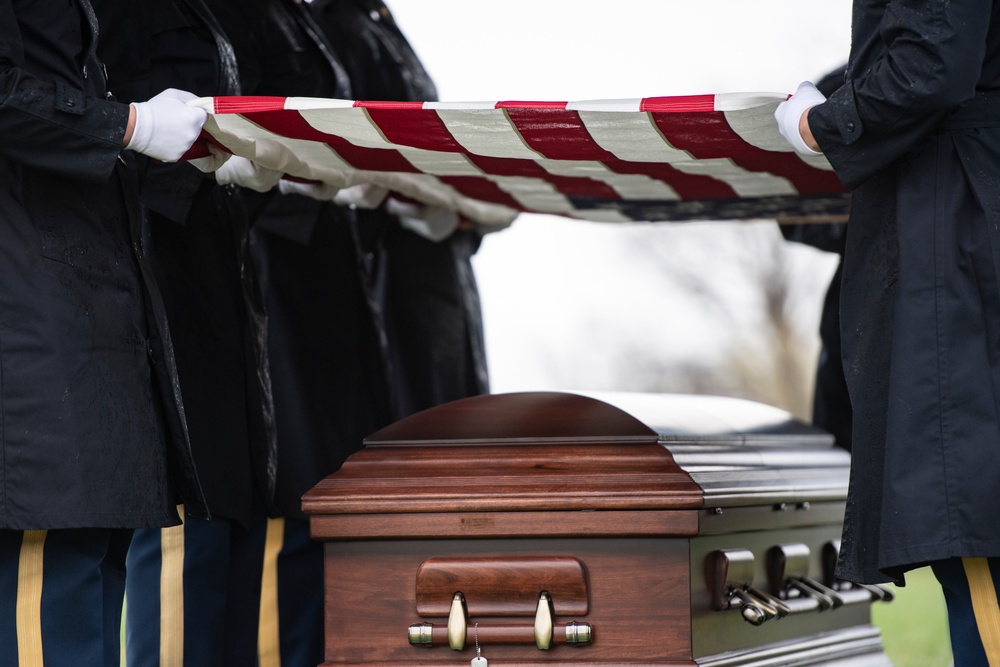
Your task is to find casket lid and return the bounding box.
[303,391,849,520]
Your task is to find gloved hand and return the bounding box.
[215,156,283,192]
[188,143,232,173]
[386,198,460,242]
[126,89,208,162]
[277,179,341,200]
[333,183,389,209]
[774,81,825,156]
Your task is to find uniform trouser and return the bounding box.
[257,516,324,667]
[125,507,267,667]
[932,557,1000,666]
[0,528,132,667]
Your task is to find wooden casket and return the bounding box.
[303,391,893,667]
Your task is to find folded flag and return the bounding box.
[188,93,847,227]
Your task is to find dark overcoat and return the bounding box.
[313,0,491,420]
[810,0,1000,584]
[209,0,395,520]
[0,0,205,529]
[91,0,278,527]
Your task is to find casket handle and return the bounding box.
[767,543,840,612]
[706,548,791,625]
[534,591,554,650]
[409,591,592,649]
[447,592,468,650]
[821,540,896,605]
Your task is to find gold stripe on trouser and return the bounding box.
[963,557,1000,666]
[258,517,285,667]
[16,530,46,667]
[159,508,187,667]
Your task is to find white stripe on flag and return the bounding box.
[436,109,544,160]
[578,110,694,163]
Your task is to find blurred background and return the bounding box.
[384,2,951,664]
[387,0,851,418]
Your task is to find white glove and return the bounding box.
[188,143,232,173]
[277,179,341,200]
[215,156,283,192]
[774,81,825,156]
[126,88,208,162]
[386,198,460,242]
[333,184,389,209]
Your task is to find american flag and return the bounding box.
[188,93,847,227]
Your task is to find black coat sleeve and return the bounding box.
[808,0,994,188]
[0,0,129,180]
[92,0,211,223]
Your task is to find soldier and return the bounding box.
[204,1,395,664]
[89,0,281,663]
[778,2,1000,663]
[0,1,207,664]
[312,0,492,422]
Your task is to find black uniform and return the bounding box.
[89,0,278,663]
[1,0,203,663]
[0,0,204,533]
[312,0,491,420]
[208,1,393,664]
[809,0,1000,585]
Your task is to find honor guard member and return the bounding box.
[0,0,208,664]
[312,0,493,421]
[205,1,394,664]
[777,1,1000,664]
[90,0,280,664]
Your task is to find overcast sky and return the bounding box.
[383,2,852,399]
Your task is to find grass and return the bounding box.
[871,566,952,666]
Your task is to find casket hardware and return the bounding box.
[706,548,792,626]
[822,540,896,605]
[408,591,592,650]
[447,592,468,650]
[766,542,842,612]
[407,555,593,649]
[533,591,554,650]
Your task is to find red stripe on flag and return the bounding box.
[640,95,716,113]
[214,96,287,114]
[499,109,738,200]
[731,153,846,194]
[606,159,739,200]
[649,111,751,159]
[353,100,426,109]
[651,111,846,194]
[243,110,420,173]
[504,108,620,161]
[363,108,466,153]
[437,176,524,211]
[467,154,621,201]
[466,135,736,201]
[467,154,559,178]
[495,101,568,110]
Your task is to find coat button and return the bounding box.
[846,121,855,132]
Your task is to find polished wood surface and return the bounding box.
[322,538,692,665]
[362,392,657,445]
[415,556,589,617]
[302,393,705,518]
[308,509,701,541]
[303,442,704,516]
